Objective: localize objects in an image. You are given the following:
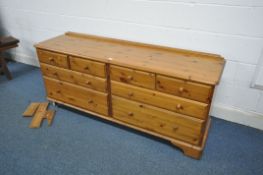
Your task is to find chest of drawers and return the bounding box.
[35,32,225,159]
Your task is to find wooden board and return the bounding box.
[29,102,49,128]
[23,103,39,117]
[35,32,225,85]
[44,110,55,126]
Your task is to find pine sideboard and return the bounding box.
[35,32,225,159]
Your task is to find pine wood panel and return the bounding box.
[156,75,213,103]
[43,110,55,126]
[29,102,49,128]
[110,65,155,89]
[70,56,106,77]
[35,32,225,85]
[111,81,208,120]
[37,49,69,68]
[43,77,108,115]
[112,96,204,145]
[23,103,40,117]
[40,63,107,92]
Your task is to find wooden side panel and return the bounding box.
[37,49,69,68]
[112,96,204,145]
[43,77,108,116]
[23,103,40,117]
[40,63,107,92]
[29,102,49,128]
[156,75,213,103]
[110,65,155,89]
[70,56,106,77]
[111,81,208,120]
[44,110,56,126]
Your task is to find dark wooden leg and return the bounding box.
[0,56,12,80]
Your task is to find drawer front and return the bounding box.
[112,96,204,145]
[111,81,208,120]
[110,65,155,89]
[41,63,107,92]
[37,49,68,68]
[44,77,108,115]
[156,75,213,103]
[70,56,106,77]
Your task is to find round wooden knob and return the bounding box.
[176,104,182,110]
[173,126,178,132]
[85,81,91,85]
[48,57,54,62]
[179,87,184,93]
[128,112,133,116]
[84,66,89,70]
[88,99,93,103]
[128,92,134,97]
[127,75,133,80]
[139,104,144,108]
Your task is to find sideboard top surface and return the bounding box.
[35,32,225,85]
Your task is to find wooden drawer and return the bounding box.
[110,65,155,89]
[111,81,208,120]
[156,75,213,103]
[70,56,106,77]
[44,77,108,115]
[40,63,107,92]
[112,96,204,145]
[37,49,68,68]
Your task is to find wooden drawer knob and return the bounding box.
[84,66,89,70]
[128,112,134,116]
[179,87,184,92]
[176,104,183,110]
[127,75,133,80]
[85,80,92,85]
[48,57,54,62]
[128,92,134,97]
[173,126,179,132]
[88,99,93,103]
[139,104,144,108]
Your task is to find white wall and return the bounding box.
[1,0,263,129]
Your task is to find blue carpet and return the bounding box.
[0,62,263,175]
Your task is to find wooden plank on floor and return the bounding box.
[44,110,55,126]
[23,103,40,117]
[29,102,49,128]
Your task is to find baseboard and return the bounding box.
[211,103,263,130]
[11,53,40,67]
